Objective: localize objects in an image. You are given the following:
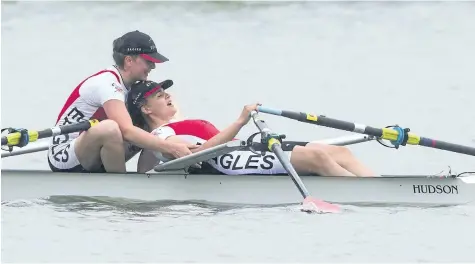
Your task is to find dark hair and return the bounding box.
[126,100,148,130]
[112,38,137,69]
[112,51,127,68]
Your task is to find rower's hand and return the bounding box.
[237,103,261,126]
[164,141,199,159]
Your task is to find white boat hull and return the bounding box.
[2,169,474,207]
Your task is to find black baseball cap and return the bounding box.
[127,79,174,110]
[113,30,169,63]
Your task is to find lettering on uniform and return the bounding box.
[412,184,459,194]
[244,154,260,169]
[213,153,275,170]
[50,133,70,157]
[50,107,85,162]
[152,128,163,136]
[63,107,85,125]
[52,142,71,163]
[112,83,124,94]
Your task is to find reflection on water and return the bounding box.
[2,196,298,219]
[3,195,469,220]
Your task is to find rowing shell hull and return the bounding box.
[2,170,474,206]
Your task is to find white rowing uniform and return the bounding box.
[47,66,140,172]
[149,119,291,175]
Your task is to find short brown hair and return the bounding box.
[112,37,138,68]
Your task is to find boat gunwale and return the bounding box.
[1,169,472,181]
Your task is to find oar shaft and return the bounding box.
[272,145,309,198]
[1,120,99,146]
[258,106,475,156]
[1,141,49,158]
[250,111,310,198]
[260,107,386,136]
[248,135,373,152]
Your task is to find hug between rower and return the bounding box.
[126,79,378,177]
[47,30,198,174]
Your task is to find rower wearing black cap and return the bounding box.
[126,80,378,177]
[47,30,197,173]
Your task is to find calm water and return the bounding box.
[2,1,475,262]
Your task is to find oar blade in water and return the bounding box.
[301,196,340,213]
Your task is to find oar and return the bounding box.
[1,141,49,158]
[1,120,99,148]
[250,111,340,213]
[248,134,374,153]
[257,106,475,156]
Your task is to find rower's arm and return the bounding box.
[166,121,244,153]
[89,73,179,155]
[103,99,175,153]
[192,121,243,153]
[193,104,257,152]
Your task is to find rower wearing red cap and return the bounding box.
[126,79,377,176]
[47,30,197,173]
